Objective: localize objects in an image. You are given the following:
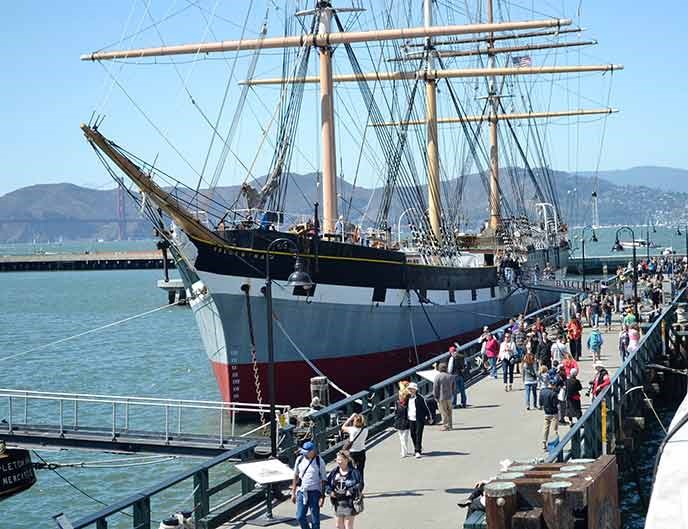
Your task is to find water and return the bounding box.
[0,239,157,257]
[619,408,677,528]
[569,225,687,259]
[0,268,228,528]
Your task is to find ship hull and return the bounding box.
[176,229,567,405]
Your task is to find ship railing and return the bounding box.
[66,440,260,529]
[0,389,289,442]
[546,287,686,463]
[305,301,566,459]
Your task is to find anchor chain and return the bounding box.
[242,285,267,431]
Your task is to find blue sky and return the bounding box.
[2,0,686,198]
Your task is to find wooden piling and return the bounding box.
[485,481,518,529]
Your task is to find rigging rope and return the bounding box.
[0,300,182,363]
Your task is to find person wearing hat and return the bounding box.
[591,362,611,397]
[406,382,430,458]
[447,344,467,408]
[291,441,327,529]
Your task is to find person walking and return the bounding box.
[540,380,559,450]
[565,368,582,424]
[561,352,579,378]
[591,362,612,398]
[498,331,516,391]
[618,325,630,362]
[537,334,553,370]
[590,296,601,328]
[587,326,604,362]
[537,365,549,409]
[326,451,363,529]
[550,335,567,365]
[406,382,429,458]
[522,352,538,410]
[627,323,641,353]
[556,364,568,425]
[432,363,456,431]
[448,345,468,408]
[292,441,327,529]
[341,414,368,490]
[566,315,583,361]
[485,333,500,378]
[394,382,413,458]
[603,296,614,331]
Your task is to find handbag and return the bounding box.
[353,494,365,514]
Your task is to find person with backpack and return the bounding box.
[341,414,368,490]
[291,441,327,529]
[447,345,467,408]
[406,382,430,458]
[587,326,604,362]
[325,451,363,529]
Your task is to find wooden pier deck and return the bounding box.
[230,321,623,529]
[0,250,172,271]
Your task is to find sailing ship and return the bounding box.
[80,1,621,405]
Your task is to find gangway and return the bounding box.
[0,389,289,457]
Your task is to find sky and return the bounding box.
[1,0,687,198]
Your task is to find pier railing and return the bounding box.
[0,389,289,449]
[306,300,565,460]
[66,441,259,529]
[547,287,685,462]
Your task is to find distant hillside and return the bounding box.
[582,166,688,193]
[1,166,687,243]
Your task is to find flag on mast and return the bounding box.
[512,55,533,67]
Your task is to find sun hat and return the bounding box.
[407,382,419,391]
[594,361,605,370]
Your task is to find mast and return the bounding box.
[318,3,338,234]
[487,0,500,232]
[424,0,442,242]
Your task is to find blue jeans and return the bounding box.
[502,361,514,384]
[296,490,321,529]
[525,383,537,408]
[454,375,467,407]
[489,357,497,378]
[591,313,599,327]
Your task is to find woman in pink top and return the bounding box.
[562,353,579,378]
[485,334,500,379]
[627,324,641,353]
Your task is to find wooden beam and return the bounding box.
[240,64,623,86]
[371,108,619,127]
[404,27,584,47]
[81,18,571,61]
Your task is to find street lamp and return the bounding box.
[263,237,313,521]
[580,225,598,292]
[613,226,639,321]
[677,226,688,261]
[646,222,652,261]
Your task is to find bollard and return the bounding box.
[541,481,574,529]
[485,481,518,529]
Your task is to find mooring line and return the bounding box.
[0,300,182,363]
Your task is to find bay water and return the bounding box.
[1,226,683,527]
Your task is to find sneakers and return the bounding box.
[415,452,422,459]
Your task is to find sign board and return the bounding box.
[0,449,36,500]
[416,370,439,383]
[662,279,673,302]
[236,459,295,485]
[623,282,633,300]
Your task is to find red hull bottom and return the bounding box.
[210,326,497,406]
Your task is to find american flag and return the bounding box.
[512,55,532,67]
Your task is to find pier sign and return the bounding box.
[0,448,36,500]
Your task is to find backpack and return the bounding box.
[589,332,602,350]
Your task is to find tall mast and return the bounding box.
[425,0,442,243]
[318,3,338,234]
[487,0,500,232]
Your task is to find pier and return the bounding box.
[0,251,172,272]
[46,287,687,529]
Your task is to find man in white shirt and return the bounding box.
[291,441,327,529]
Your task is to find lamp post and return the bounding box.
[263,237,313,521]
[613,226,639,321]
[677,225,688,264]
[646,222,651,261]
[580,225,598,292]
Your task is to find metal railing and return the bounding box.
[0,389,290,444]
[306,301,566,460]
[67,441,259,529]
[546,287,686,462]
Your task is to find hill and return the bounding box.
[1,166,686,242]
